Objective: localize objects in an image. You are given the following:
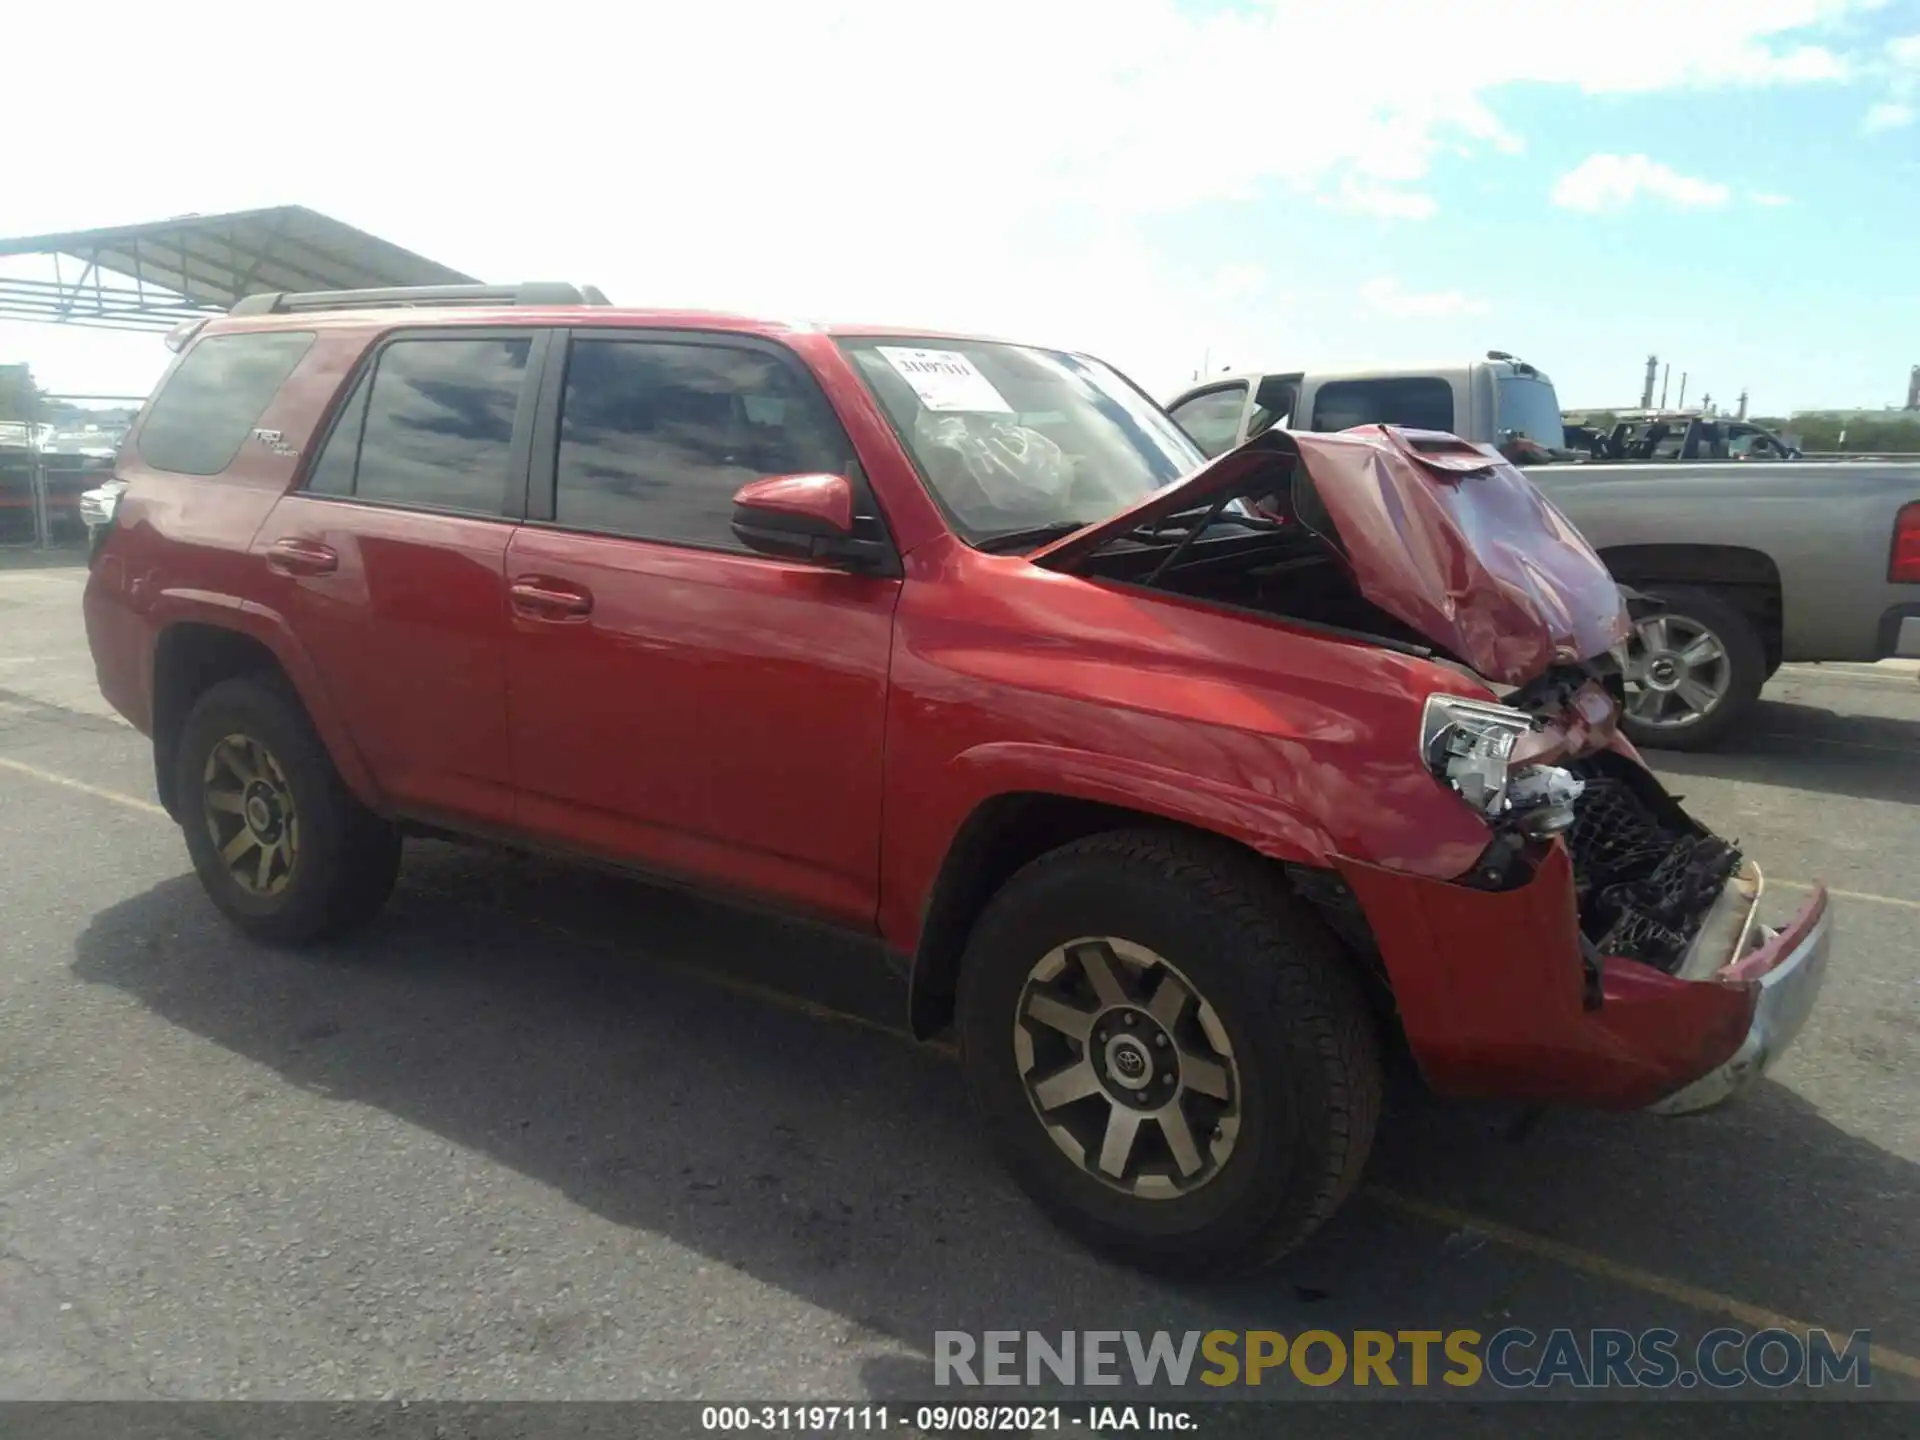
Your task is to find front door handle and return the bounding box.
[266,537,338,577]
[510,576,594,620]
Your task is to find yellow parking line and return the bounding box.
[15,756,1916,917]
[1757,731,1916,757]
[1365,1188,1920,1380]
[4,755,1918,1372]
[1773,877,1920,912]
[0,756,167,817]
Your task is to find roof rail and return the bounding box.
[228,282,611,316]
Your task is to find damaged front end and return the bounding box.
[1423,676,1754,978]
[1563,757,1745,975]
[1350,663,1832,1115]
[1031,421,1829,1114]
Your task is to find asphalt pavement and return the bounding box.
[1,553,1915,1414]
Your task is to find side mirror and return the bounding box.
[730,474,895,574]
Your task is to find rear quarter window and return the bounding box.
[1309,376,1455,434]
[138,330,316,476]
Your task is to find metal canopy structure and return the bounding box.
[0,206,480,332]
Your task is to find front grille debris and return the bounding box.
[1565,776,1740,972]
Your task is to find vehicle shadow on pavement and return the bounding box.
[1649,697,1919,806]
[70,843,1920,1393]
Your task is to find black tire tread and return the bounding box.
[958,826,1381,1273]
[174,673,400,945]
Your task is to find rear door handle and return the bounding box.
[510,576,594,620]
[266,537,338,577]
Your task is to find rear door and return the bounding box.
[254,327,550,827]
[501,329,901,929]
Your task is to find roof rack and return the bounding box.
[228,281,611,316]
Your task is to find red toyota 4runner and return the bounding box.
[84,283,1831,1273]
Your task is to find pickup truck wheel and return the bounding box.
[956,829,1380,1276]
[1619,586,1766,752]
[175,676,401,945]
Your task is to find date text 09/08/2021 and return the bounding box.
[701,1406,1189,1432]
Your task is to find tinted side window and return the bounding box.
[1169,385,1247,459]
[554,339,851,549]
[1247,374,1298,438]
[348,338,531,515]
[1309,377,1455,434]
[303,374,370,497]
[139,330,316,475]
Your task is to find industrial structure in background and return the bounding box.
[1620,354,1919,455]
[1787,363,1920,450]
[1638,353,1748,419]
[1,206,476,549]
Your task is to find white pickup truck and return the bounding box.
[1165,357,1920,750]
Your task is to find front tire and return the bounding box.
[956,829,1380,1276]
[1619,586,1766,752]
[174,675,401,944]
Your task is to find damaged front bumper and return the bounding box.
[1332,843,1834,1114]
[1645,867,1832,1114]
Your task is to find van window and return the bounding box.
[138,331,316,476]
[1309,377,1455,434]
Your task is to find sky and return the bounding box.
[3,0,1918,417]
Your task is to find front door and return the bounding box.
[503,331,901,929]
[254,328,548,826]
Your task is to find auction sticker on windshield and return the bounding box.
[879,347,1014,413]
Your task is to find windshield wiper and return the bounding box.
[973,521,1092,554]
[974,501,1272,557]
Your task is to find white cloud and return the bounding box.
[1327,180,1440,220]
[1749,191,1794,206]
[1359,278,1487,319]
[1551,154,1733,213]
[1862,33,1920,130]
[1205,265,1271,303]
[0,1,1885,397]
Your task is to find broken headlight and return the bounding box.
[79,478,128,530]
[1421,694,1584,838]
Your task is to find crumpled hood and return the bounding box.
[1030,424,1630,685]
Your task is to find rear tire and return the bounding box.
[956,829,1380,1276]
[174,675,400,944]
[1619,586,1766,752]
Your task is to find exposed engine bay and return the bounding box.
[1068,469,1744,978]
[1072,480,1444,661]
[1561,753,1743,973]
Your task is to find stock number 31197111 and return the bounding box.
[700,1405,1073,1431]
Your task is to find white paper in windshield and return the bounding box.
[877,347,1014,413]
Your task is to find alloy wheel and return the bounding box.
[201,733,299,896]
[1013,936,1241,1199]
[1624,613,1732,731]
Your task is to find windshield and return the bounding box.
[1495,375,1566,450]
[840,337,1204,544]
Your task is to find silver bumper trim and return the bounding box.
[1648,897,1833,1116]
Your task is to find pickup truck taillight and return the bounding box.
[1893,502,1920,583]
